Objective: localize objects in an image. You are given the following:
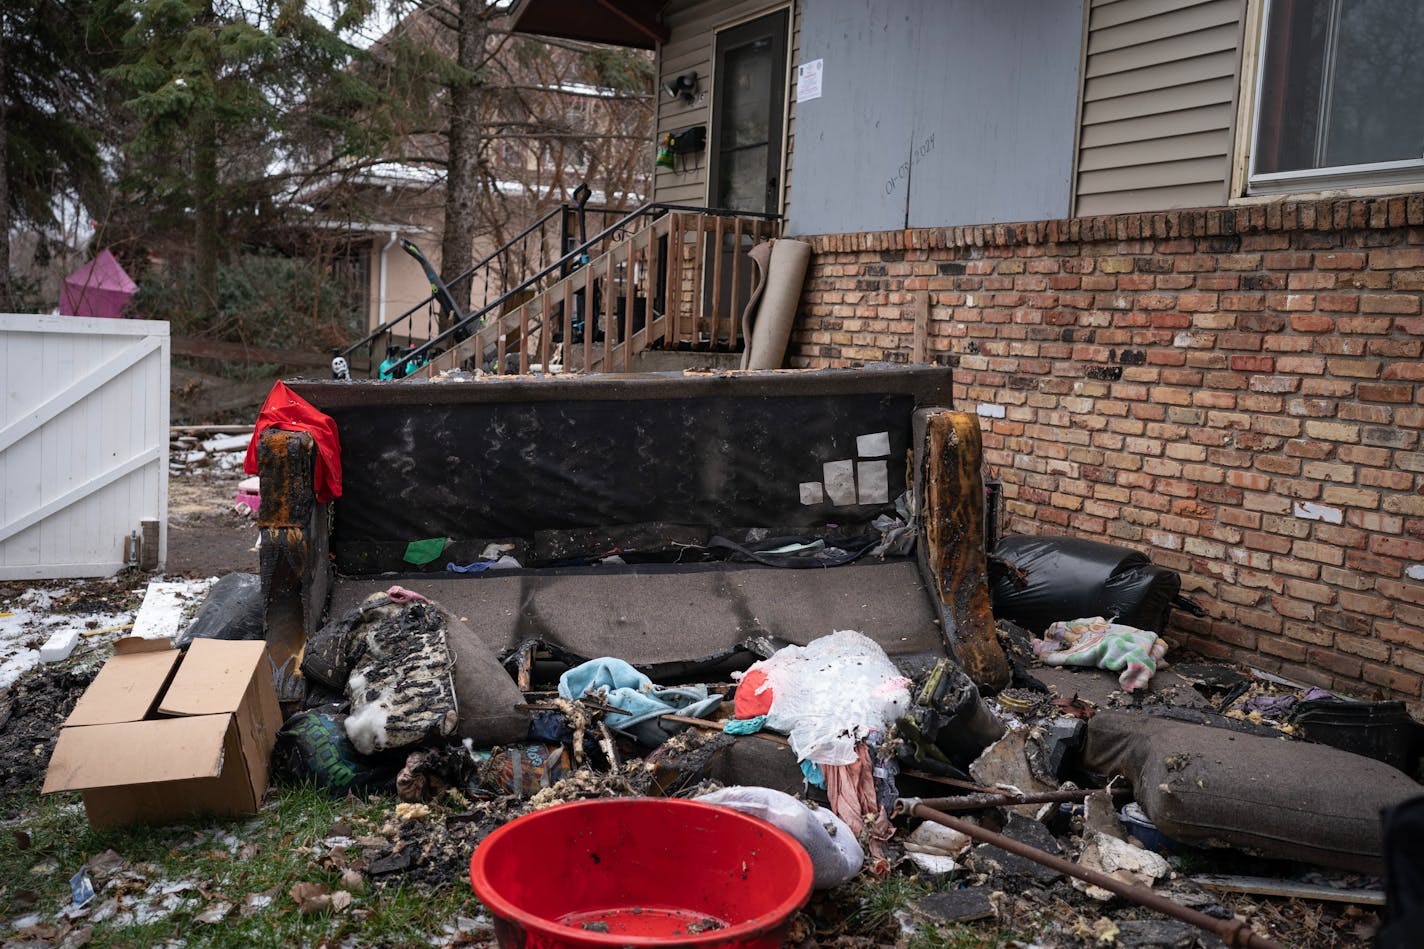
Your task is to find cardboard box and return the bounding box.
[42,637,282,829]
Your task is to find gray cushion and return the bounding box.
[1083,709,1420,872]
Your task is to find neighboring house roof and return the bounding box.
[302,160,642,205]
[308,217,433,235]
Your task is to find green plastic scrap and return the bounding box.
[403,537,449,565]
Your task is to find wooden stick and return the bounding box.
[659,714,790,746]
[900,769,998,795]
[82,622,134,638]
[913,290,929,363]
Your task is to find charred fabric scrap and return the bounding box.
[236,369,1420,943]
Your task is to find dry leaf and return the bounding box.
[331,890,353,912]
[86,850,126,878]
[289,882,332,915]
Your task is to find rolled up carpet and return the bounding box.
[741,238,812,370]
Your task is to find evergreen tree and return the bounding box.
[0,0,124,309]
[109,0,383,324]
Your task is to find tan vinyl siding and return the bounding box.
[1074,0,1245,216]
[653,0,796,218]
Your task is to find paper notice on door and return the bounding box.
[796,59,823,102]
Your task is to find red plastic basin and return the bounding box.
[470,797,813,949]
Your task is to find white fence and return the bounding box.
[1,314,169,579]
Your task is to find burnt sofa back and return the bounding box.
[288,367,953,574]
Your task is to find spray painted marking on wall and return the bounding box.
[885,133,936,196]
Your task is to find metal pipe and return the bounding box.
[906,802,1285,949]
[915,787,1127,811]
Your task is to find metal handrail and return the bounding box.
[399,201,782,373]
[338,200,574,365]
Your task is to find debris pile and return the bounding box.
[3,420,1417,948]
[168,428,251,478]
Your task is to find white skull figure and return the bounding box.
[331,355,351,380]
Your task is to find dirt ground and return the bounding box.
[165,470,261,578]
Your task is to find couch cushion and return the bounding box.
[1082,709,1420,873]
[330,559,945,669]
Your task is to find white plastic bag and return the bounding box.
[741,629,911,766]
[697,786,864,888]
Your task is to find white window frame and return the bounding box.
[1246,0,1424,195]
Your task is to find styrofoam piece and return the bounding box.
[906,852,961,875]
[40,630,80,662]
[130,579,217,640]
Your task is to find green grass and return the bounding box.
[849,872,1026,949]
[907,924,1026,949]
[0,782,478,948]
[849,871,936,932]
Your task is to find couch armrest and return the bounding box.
[257,429,331,705]
[914,408,1010,690]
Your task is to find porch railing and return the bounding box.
[407,203,781,377]
[337,191,633,377]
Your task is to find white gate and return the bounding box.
[1,314,169,579]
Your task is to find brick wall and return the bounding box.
[789,195,1424,703]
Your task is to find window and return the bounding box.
[1250,0,1424,193]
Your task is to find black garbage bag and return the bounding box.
[989,535,1181,634]
[175,573,264,647]
[1381,795,1424,949]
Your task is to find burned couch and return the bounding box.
[256,367,1009,749]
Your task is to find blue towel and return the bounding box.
[800,760,826,788]
[723,715,767,735]
[558,657,652,699]
[558,657,718,732]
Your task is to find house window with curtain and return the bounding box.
[1250,0,1424,193]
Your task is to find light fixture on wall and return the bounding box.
[664,71,698,103]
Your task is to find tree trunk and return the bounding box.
[439,0,486,328]
[0,12,12,313]
[193,109,219,326]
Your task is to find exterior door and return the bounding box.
[708,9,789,214]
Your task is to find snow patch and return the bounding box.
[0,587,132,691]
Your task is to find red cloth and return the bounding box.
[244,381,343,502]
[733,667,774,718]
